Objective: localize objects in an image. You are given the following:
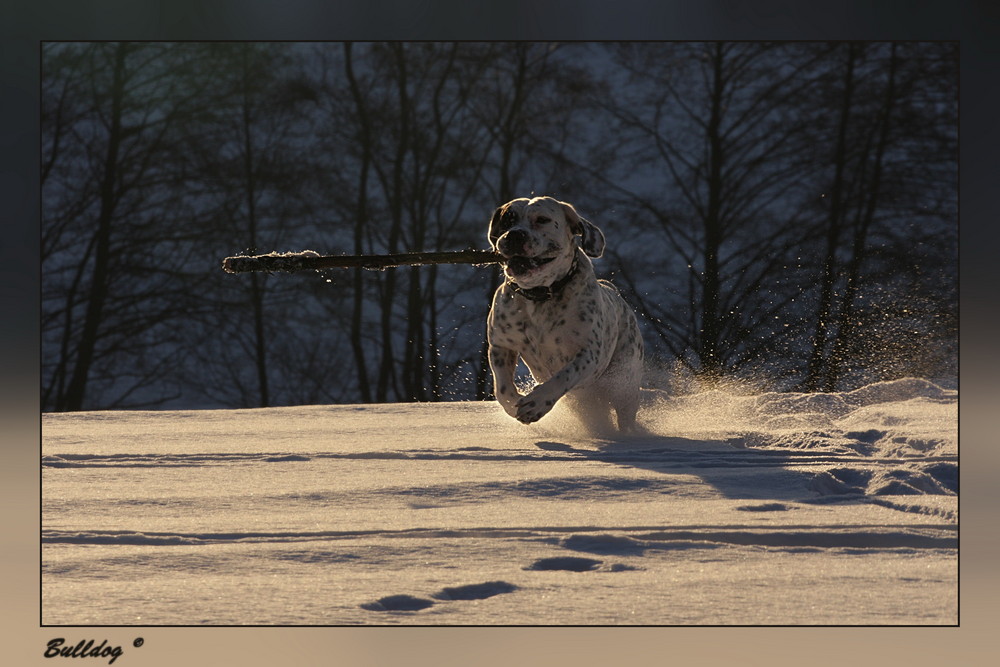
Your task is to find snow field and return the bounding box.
[43,378,957,625]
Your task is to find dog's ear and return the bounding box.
[488,205,506,249]
[560,201,606,258]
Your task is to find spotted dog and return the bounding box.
[487,196,643,432]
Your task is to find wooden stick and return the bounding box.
[222,249,503,274]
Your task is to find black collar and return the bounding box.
[507,255,580,302]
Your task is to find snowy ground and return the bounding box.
[42,378,957,626]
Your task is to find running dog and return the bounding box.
[487,196,643,432]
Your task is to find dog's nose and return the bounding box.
[498,228,530,256]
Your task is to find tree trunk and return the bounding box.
[343,43,373,403]
[62,43,129,411]
[823,44,898,391]
[240,46,270,407]
[803,43,858,392]
[698,42,727,380]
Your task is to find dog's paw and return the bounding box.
[515,400,547,424]
[515,389,559,424]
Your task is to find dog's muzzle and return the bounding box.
[497,228,532,255]
[505,254,556,277]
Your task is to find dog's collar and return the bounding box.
[507,255,580,302]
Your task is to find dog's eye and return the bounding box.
[535,216,552,224]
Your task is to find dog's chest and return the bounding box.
[493,292,597,367]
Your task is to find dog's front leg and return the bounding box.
[515,347,599,424]
[489,345,522,418]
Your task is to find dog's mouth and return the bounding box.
[504,255,556,276]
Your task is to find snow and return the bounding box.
[42,378,956,626]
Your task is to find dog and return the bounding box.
[486,196,643,432]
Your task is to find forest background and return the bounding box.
[40,41,958,411]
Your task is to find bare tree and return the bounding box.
[317,42,501,402]
[180,43,326,408]
[799,42,957,390]
[42,42,212,410]
[605,42,829,385]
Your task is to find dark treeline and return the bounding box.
[41,42,957,411]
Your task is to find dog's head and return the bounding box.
[487,196,606,289]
